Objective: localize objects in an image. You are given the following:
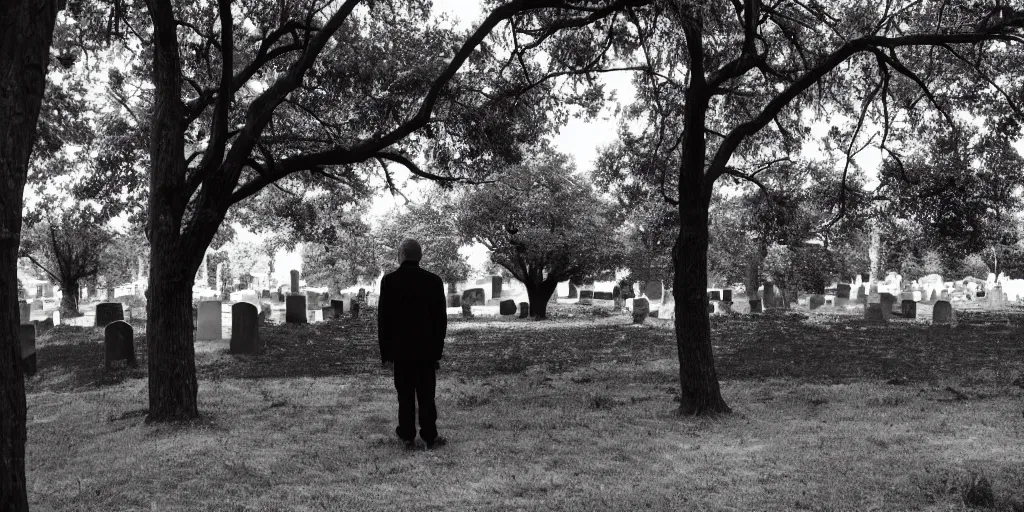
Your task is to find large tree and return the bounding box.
[1,0,63,507]
[454,149,622,318]
[131,0,645,420]
[586,0,1024,414]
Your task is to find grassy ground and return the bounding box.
[23,305,1024,511]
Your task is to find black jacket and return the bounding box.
[377,261,447,362]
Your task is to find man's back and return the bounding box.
[378,261,447,362]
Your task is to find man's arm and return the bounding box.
[377,275,392,363]
[433,278,447,361]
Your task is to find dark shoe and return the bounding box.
[425,436,448,449]
[396,427,416,449]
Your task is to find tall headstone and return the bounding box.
[631,298,650,324]
[879,293,896,320]
[351,300,360,319]
[932,301,955,325]
[761,282,776,308]
[95,302,125,327]
[644,281,664,301]
[230,302,261,354]
[196,300,222,340]
[104,321,137,370]
[286,295,307,323]
[490,276,503,299]
[20,324,36,377]
[290,270,300,294]
[18,301,30,322]
[518,302,530,319]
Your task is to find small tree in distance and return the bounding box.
[20,207,112,316]
[455,150,622,319]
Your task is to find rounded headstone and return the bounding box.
[461,303,473,318]
[196,300,223,340]
[901,299,916,318]
[933,300,954,325]
[499,299,516,316]
[230,302,261,354]
[447,293,462,308]
[104,320,137,369]
[95,302,125,327]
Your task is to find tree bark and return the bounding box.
[2,0,61,508]
[525,280,557,319]
[59,279,79,316]
[146,247,200,421]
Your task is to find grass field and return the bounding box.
[23,305,1024,511]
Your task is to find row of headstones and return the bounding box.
[459,299,531,319]
[284,295,362,324]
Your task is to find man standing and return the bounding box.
[378,239,448,449]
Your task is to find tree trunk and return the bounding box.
[525,280,557,319]
[59,279,80,315]
[868,220,880,283]
[146,247,200,421]
[673,210,732,415]
[1,0,61,508]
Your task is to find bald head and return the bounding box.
[398,238,422,263]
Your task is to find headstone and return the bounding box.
[593,291,613,300]
[285,295,307,323]
[351,300,360,319]
[261,290,270,299]
[95,302,124,327]
[568,283,578,299]
[331,299,345,317]
[612,285,620,298]
[879,293,896,319]
[932,301,955,325]
[722,289,733,302]
[196,300,222,340]
[578,290,594,305]
[809,294,825,310]
[748,299,763,313]
[708,289,722,301]
[632,298,649,324]
[290,270,300,294]
[104,321,137,370]
[447,294,462,308]
[31,299,43,311]
[358,288,366,300]
[518,302,530,319]
[230,302,261,354]
[322,306,335,320]
[499,299,516,315]
[761,282,776,308]
[490,276,502,300]
[461,304,472,318]
[19,301,30,322]
[901,299,916,318]
[51,310,60,326]
[306,291,321,310]
[20,324,36,377]
[864,303,885,322]
[462,288,486,306]
[644,281,663,301]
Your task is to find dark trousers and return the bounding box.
[393,360,438,442]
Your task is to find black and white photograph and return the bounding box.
[2,0,1024,509]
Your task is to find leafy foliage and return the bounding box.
[455,149,622,303]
